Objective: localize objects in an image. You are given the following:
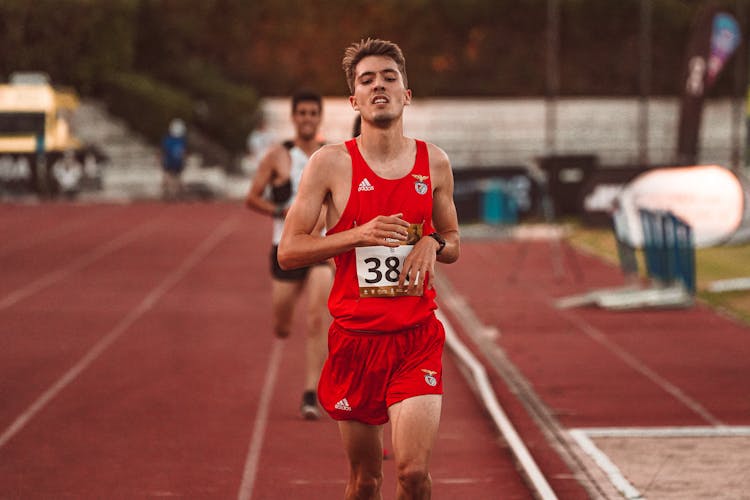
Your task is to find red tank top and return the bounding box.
[326,138,437,332]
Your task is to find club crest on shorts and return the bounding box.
[412,174,429,195]
[421,369,438,387]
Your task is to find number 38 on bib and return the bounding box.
[355,223,423,298]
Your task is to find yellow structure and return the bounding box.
[0,72,81,155]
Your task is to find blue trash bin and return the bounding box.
[481,180,517,225]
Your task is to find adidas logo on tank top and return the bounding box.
[357,178,374,192]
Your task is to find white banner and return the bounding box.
[616,165,746,248]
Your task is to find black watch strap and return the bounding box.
[428,232,446,254]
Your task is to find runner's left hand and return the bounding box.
[398,235,440,292]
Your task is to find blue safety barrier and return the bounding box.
[638,209,695,294]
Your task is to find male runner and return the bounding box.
[278,39,460,499]
[245,90,332,420]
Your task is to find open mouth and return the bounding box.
[372,96,389,104]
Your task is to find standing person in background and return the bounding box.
[52,150,83,199]
[244,90,333,420]
[161,118,187,201]
[278,39,460,499]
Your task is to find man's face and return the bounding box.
[349,55,411,125]
[292,101,322,141]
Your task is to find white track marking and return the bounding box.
[475,238,725,427]
[573,426,750,438]
[438,309,559,500]
[473,240,722,425]
[237,339,285,500]
[569,426,750,500]
[0,212,166,310]
[569,429,644,500]
[0,217,238,449]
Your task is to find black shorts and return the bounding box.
[270,245,330,281]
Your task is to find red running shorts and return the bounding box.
[318,314,445,425]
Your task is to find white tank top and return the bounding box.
[272,145,310,245]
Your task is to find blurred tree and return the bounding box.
[0,0,138,92]
[1,0,746,150]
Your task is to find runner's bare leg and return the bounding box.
[304,265,333,391]
[389,394,442,499]
[339,420,385,500]
[271,279,303,338]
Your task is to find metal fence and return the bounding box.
[639,209,696,294]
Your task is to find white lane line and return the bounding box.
[438,309,559,500]
[0,212,167,311]
[475,240,723,426]
[0,217,238,449]
[574,426,750,438]
[482,237,725,427]
[237,338,285,500]
[507,239,723,426]
[569,429,644,500]
[570,425,750,500]
[557,309,723,426]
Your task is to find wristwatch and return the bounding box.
[428,232,446,255]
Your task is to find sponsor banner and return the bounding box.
[676,5,712,164]
[616,165,746,248]
[676,7,741,164]
[706,12,741,87]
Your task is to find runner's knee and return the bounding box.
[396,464,430,493]
[272,310,293,338]
[349,471,382,499]
[274,324,291,339]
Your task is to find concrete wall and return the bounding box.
[261,97,746,171]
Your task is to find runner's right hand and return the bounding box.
[356,213,410,247]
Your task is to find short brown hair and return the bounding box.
[291,89,322,113]
[342,38,408,94]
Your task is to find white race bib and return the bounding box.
[355,223,424,298]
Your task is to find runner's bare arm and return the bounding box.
[278,145,410,270]
[399,144,460,290]
[312,204,327,235]
[244,145,283,216]
[428,144,460,264]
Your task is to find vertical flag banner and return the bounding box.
[706,12,741,87]
[677,7,741,165]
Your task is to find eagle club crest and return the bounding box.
[421,369,438,387]
[412,174,429,195]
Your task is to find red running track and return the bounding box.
[437,237,750,498]
[0,203,538,499]
[440,239,750,429]
[7,204,744,498]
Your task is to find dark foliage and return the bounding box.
[1,0,747,155]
